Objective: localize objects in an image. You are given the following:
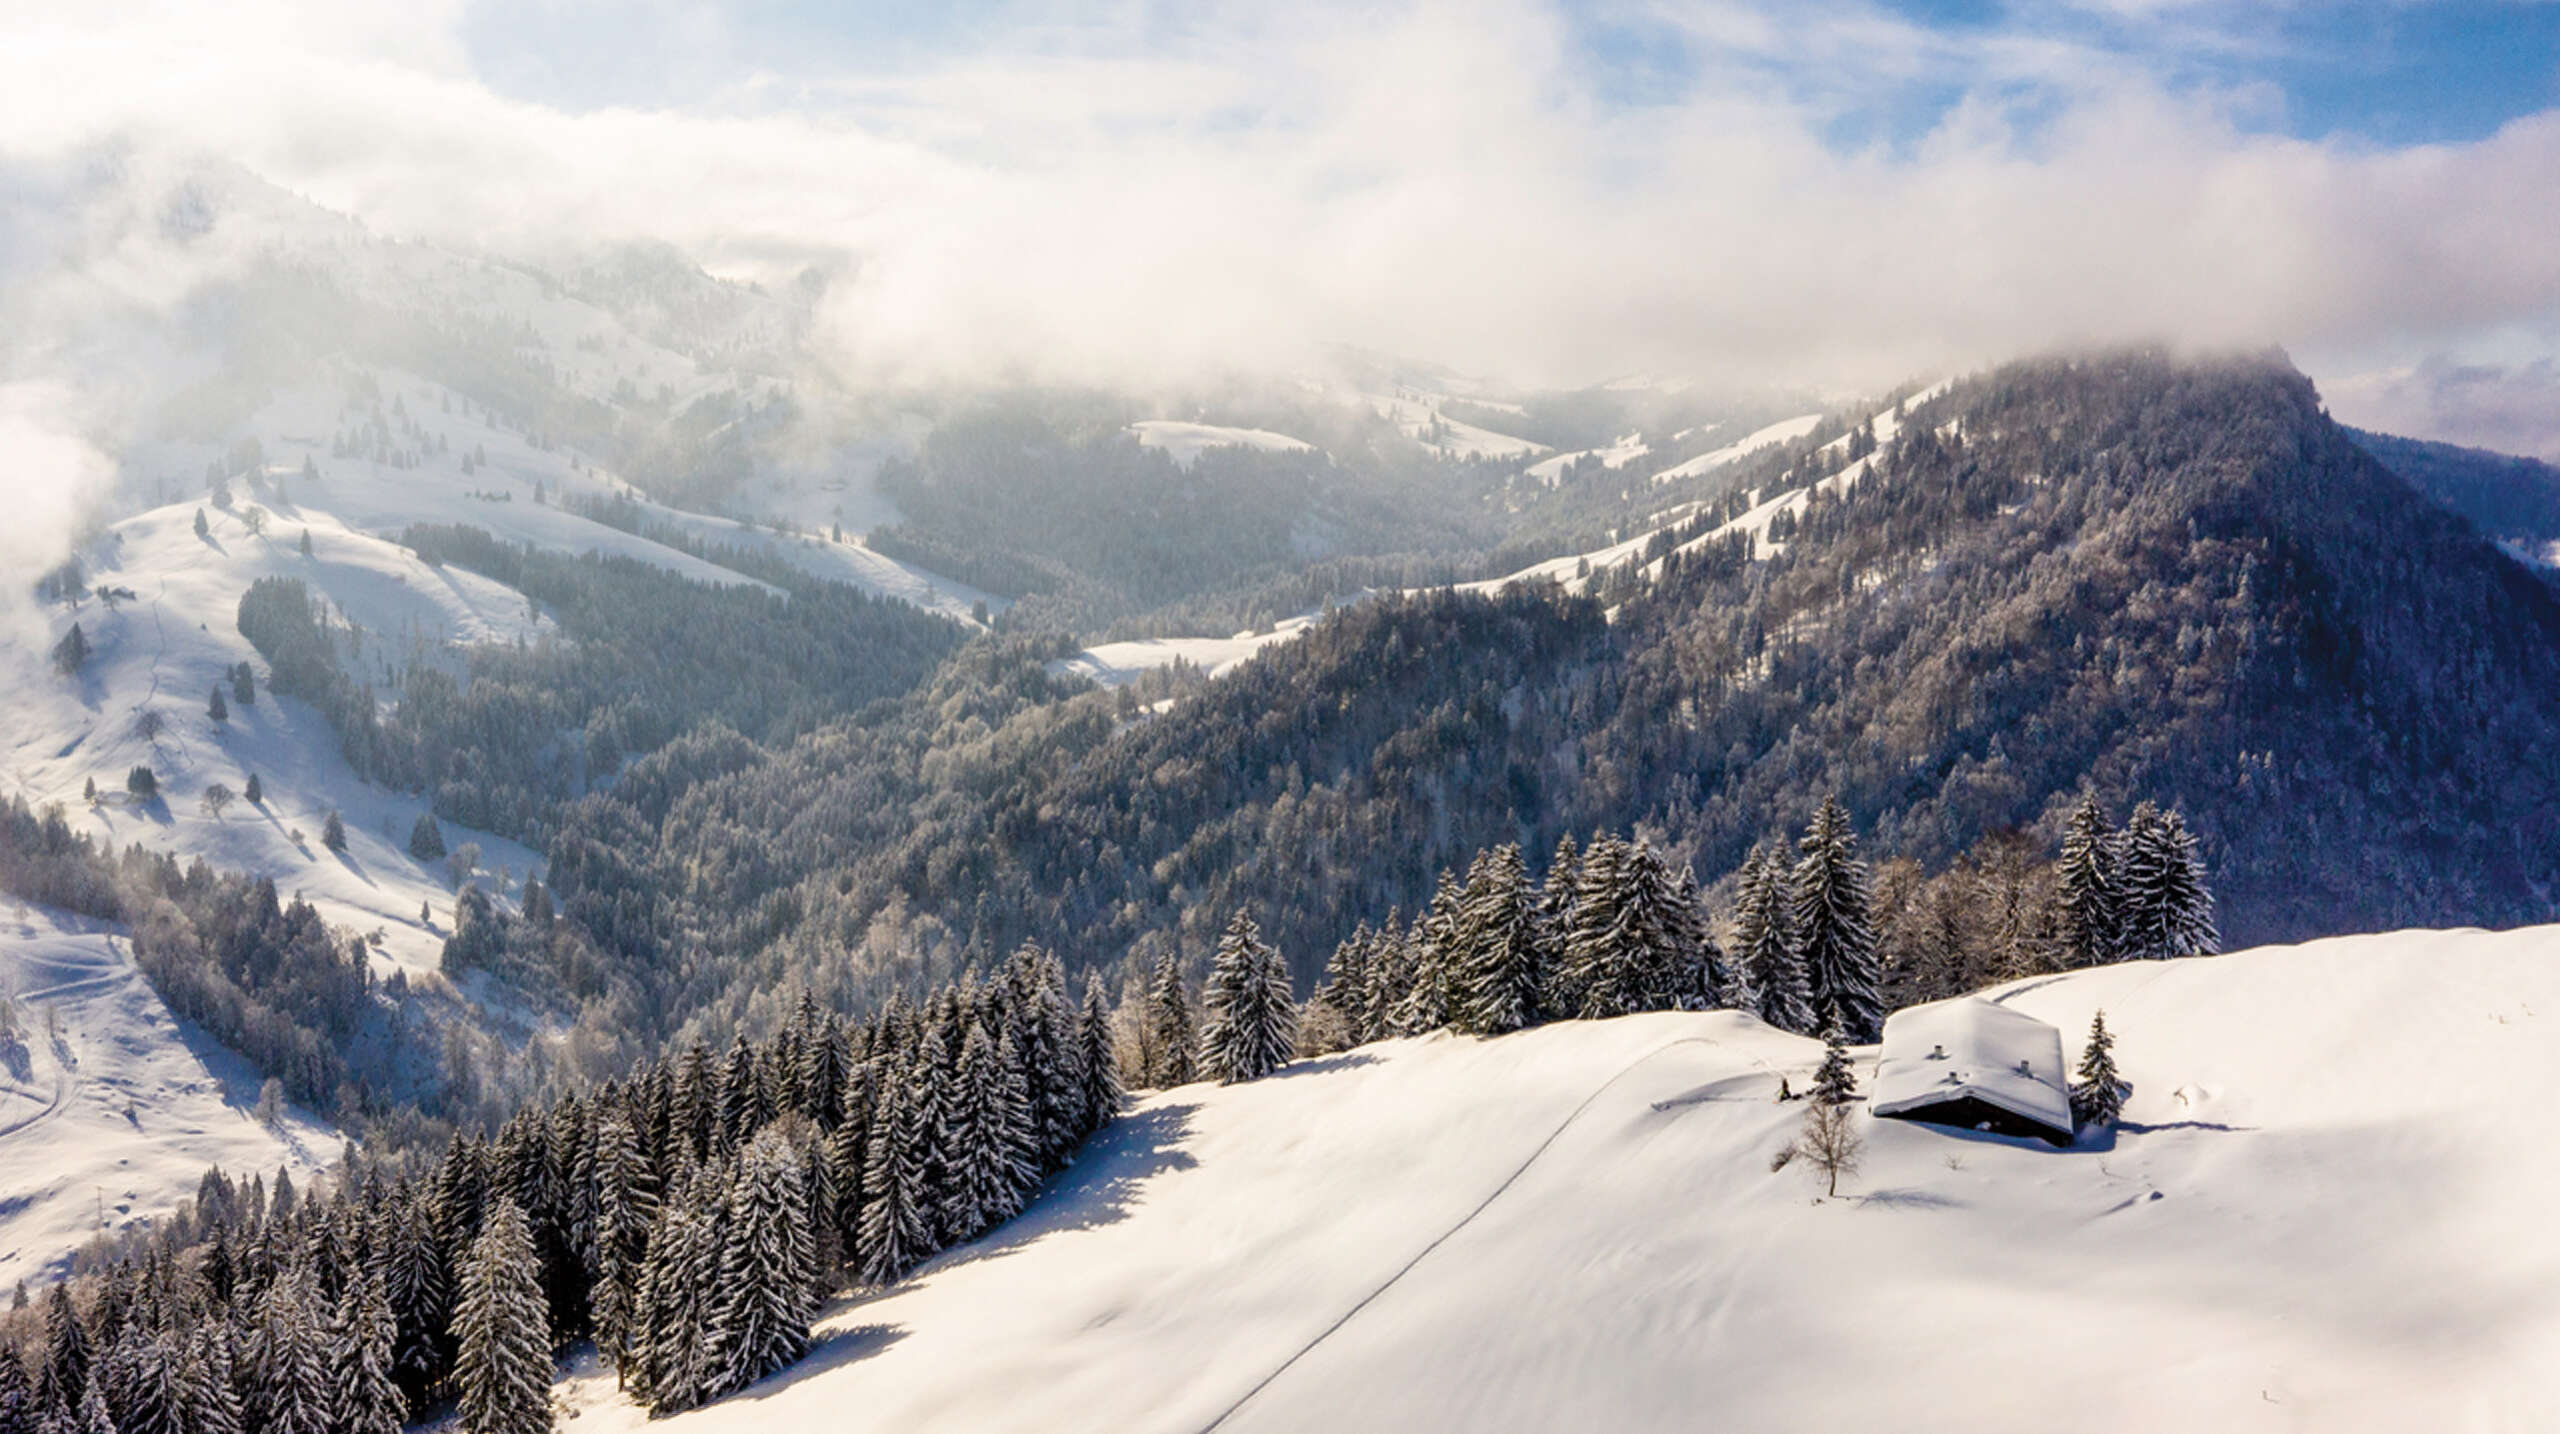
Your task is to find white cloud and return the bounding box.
[0,0,2554,407]
[2325,356,2560,463]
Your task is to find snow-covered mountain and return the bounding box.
[546,924,2560,1433]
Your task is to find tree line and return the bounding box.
[0,944,1121,1434]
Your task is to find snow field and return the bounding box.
[1129,422,1317,468]
[0,902,332,1290]
[559,924,2560,1433]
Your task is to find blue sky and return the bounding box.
[463,0,2560,150]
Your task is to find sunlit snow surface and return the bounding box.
[560,924,2560,1433]
[0,902,332,1289]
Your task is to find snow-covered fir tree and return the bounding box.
[633,1169,719,1414]
[2055,793,2121,967]
[711,1128,816,1397]
[39,1284,88,1414]
[1393,874,1463,1035]
[1454,844,1545,1036]
[249,1267,328,1434]
[2071,1009,2126,1128]
[858,1069,935,1285]
[1555,834,1630,1018]
[330,1269,404,1434]
[1075,972,1123,1135]
[177,1329,244,1434]
[1005,944,1084,1170]
[1201,912,1299,1083]
[380,1190,451,1415]
[1792,798,1883,1042]
[585,1116,654,1381]
[1145,951,1198,1087]
[1811,1021,1861,1108]
[2150,814,2211,957]
[0,1335,38,1434]
[1731,841,1815,1033]
[947,1025,1025,1240]
[453,1198,552,1434]
[1362,911,1415,1041]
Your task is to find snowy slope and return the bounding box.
[1050,612,1337,690]
[5,501,550,978]
[123,367,992,621]
[1524,433,1650,485]
[0,901,332,1289]
[560,924,2560,1433]
[1364,392,1546,461]
[1130,422,1316,468]
[1651,411,1823,483]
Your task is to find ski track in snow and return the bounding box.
[1199,1033,1760,1432]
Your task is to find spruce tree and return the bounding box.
[1393,872,1462,1034]
[408,815,446,863]
[1144,951,1197,1087]
[331,1270,403,1434]
[453,1198,552,1434]
[1320,928,1375,1046]
[0,1339,36,1434]
[1811,1021,1861,1108]
[1733,842,1816,1033]
[710,1129,816,1397]
[857,1072,934,1286]
[379,1192,450,1417]
[587,1117,655,1381]
[710,1034,758,1153]
[74,1382,115,1434]
[1792,799,1883,1042]
[825,1085,871,1275]
[250,1269,328,1434]
[1455,844,1544,1036]
[105,1325,179,1434]
[1362,912,1414,1041]
[633,1173,719,1414]
[1201,913,1297,1083]
[2114,801,2169,959]
[2055,794,2121,967]
[39,1285,87,1414]
[2071,1010,2126,1129]
[177,1331,244,1434]
[1074,973,1122,1137]
[51,624,90,677]
[1556,834,1630,1018]
[2151,810,2218,959]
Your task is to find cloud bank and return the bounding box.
[0,0,2554,431]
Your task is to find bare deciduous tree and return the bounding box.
[1795,1097,1865,1198]
[200,783,236,820]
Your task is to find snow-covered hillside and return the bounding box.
[1050,611,1335,690]
[6,501,549,978]
[0,902,332,1289]
[1130,421,1316,468]
[561,924,2560,1433]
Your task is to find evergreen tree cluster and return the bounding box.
[0,950,1122,1432]
[1293,829,1733,1062]
[2049,795,2218,966]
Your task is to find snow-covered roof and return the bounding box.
[1870,997,2072,1139]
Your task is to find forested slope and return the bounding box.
[511,350,2560,1051]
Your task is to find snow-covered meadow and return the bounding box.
[556,923,2560,1433]
[0,902,333,1290]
